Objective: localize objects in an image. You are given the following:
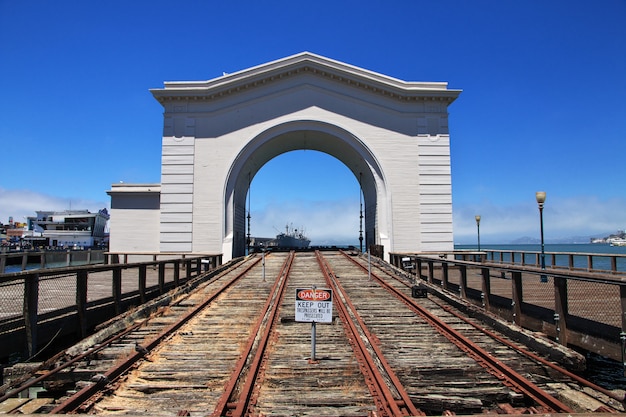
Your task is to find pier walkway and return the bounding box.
[0,249,624,415]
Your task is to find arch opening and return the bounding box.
[245,150,362,249]
[224,121,387,258]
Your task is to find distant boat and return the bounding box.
[267,224,310,248]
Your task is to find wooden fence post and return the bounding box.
[24,273,39,358]
[173,260,180,286]
[427,261,434,284]
[139,265,147,304]
[459,265,467,299]
[554,276,568,345]
[76,270,88,339]
[113,267,122,315]
[441,262,449,290]
[185,259,192,279]
[416,258,423,281]
[158,263,165,294]
[511,271,523,326]
[481,267,491,311]
[619,285,626,376]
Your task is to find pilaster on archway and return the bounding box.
[224,120,385,258]
[135,52,461,262]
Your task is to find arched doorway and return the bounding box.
[224,120,386,258]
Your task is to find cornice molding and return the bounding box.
[150,52,461,105]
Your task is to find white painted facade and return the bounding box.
[107,184,161,253]
[108,53,461,261]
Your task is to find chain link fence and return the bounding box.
[396,253,626,362]
[38,272,76,315]
[567,279,620,327]
[0,277,24,335]
[0,254,220,361]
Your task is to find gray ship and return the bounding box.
[267,224,310,248]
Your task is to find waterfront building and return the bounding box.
[23,209,110,249]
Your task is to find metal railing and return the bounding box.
[390,252,626,364]
[455,249,626,274]
[0,249,107,273]
[0,253,223,363]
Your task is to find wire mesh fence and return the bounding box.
[568,279,620,328]
[122,267,140,294]
[522,273,555,310]
[0,278,24,324]
[395,252,626,362]
[38,273,76,315]
[87,270,113,303]
[0,254,220,360]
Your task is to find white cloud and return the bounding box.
[0,187,110,224]
[6,187,624,248]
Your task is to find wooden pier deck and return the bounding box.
[1,250,625,415]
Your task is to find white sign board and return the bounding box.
[295,287,333,323]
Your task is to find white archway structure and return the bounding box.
[108,53,461,261]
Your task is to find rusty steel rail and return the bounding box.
[379,253,626,404]
[316,251,423,417]
[431,296,626,404]
[48,255,263,414]
[341,251,575,414]
[211,251,295,417]
[0,319,146,404]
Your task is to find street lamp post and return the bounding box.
[475,215,481,252]
[536,191,547,282]
[359,172,363,253]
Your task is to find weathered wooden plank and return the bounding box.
[15,397,52,414]
[0,398,29,413]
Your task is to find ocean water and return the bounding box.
[455,243,626,272]
[2,260,92,274]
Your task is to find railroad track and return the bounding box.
[0,250,622,415]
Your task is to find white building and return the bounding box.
[25,209,110,248]
[108,53,461,261]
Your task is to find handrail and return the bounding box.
[389,251,626,367]
[426,256,626,286]
[0,253,224,362]
[0,250,224,274]
[456,249,626,274]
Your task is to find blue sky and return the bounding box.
[1,0,625,245]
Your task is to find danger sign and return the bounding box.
[295,287,333,323]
